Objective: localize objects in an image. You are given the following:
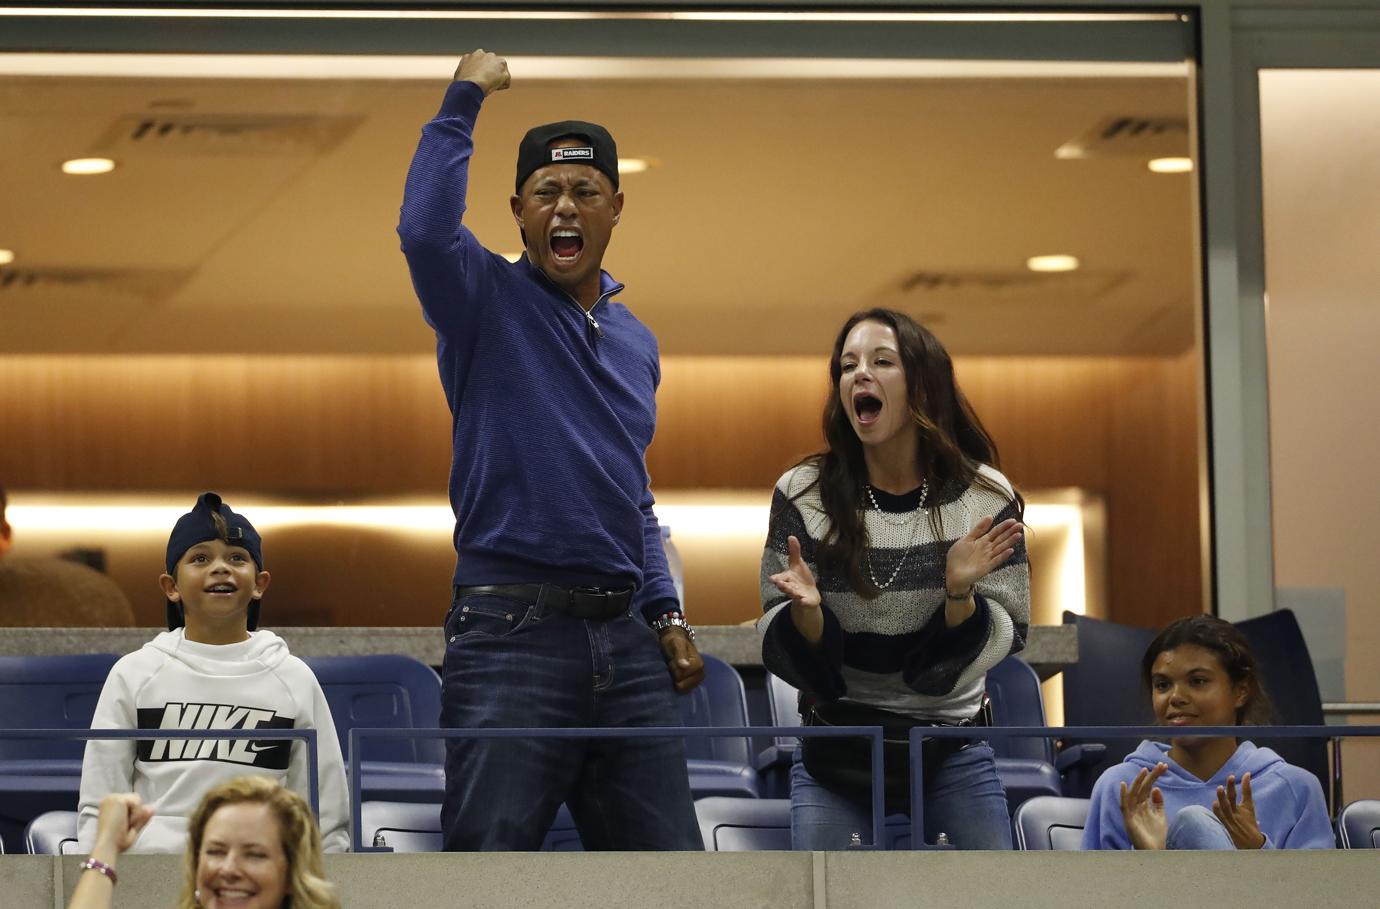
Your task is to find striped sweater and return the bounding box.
[758,461,1030,722]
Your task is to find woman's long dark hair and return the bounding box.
[1140,615,1275,725]
[798,308,1021,597]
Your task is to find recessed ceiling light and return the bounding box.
[0,249,14,266]
[1148,156,1193,174]
[617,157,650,175]
[61,157,116,175]
[1027,254,1080,273]
[502,251,524,263]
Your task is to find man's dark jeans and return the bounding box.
[440,589,703,851]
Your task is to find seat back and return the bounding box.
[695,797,792,851]
[1059,612,1158,796]
[1234,610,1331,801]
[1012,796,1091,850]
[0,654,119,761]
[303,655,443,764]
[359,800,442,852]
[360,801,585,852]
[24,810,80,855]
[985,656,1053,763]
[676,654,752,764]
[764,671,801,752]
[542,804,584,852]
[1336,800,1380,849]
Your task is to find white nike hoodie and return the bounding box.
[77,629,350,853]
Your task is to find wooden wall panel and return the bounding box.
[0,351,1204,628]
[0,355,452,494]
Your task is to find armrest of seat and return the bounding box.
[755,743,796,774]
[1055,743,1106,774]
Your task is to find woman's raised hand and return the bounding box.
[1120,763,1169,850]
[944,516,1022,595]
[770,536,824,644]
[93,792,154,856]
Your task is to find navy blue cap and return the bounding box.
[164,492,264,631]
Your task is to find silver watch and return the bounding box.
[651,612,696,642]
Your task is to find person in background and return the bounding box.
[78,493,350,853]
[0,485,137,626]
[760,308,1029,850]
[1081,614,1334,850]
[397,49,703,851]
[69,775,340,909]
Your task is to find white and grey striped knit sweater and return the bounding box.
[758,461,1030,723]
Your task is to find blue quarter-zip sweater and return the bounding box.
[398,80,678,622]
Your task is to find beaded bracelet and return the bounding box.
[80,858,118,886]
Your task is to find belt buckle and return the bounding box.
[571,585,608,603]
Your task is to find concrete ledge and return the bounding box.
[26,849,1380,909]
[2,855,55,909]
[0,624,1076,676]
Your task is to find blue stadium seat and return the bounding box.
[695,797,792,851]
[359,800,442,852]
[0,653,118,852]
[677,654,760,798]
[359,801,583,852]
[24,810,79,855]
[540,804,583,851]
[0,654,119,762]
[985,656,1064,810]
[303,655,444,803]
[1336,799,1380,849]
[695,797,914,850]
[1234,610,1335,809]
[1012,796,1091,850]
[1059,612,1158,797]
[756,671,801,797]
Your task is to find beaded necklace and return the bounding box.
[863,480,929,590]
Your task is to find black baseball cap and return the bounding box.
[164,492,264,631]
[515,120,619,194]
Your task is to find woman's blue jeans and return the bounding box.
[789,742,1013,850]
[1165,805,1238,850]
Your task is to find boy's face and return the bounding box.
[160,538,270,637]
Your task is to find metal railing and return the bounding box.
[1323,703,1380,717]
[347,725,881,853]
[351,723,1380,852]
[10,723,1376,854]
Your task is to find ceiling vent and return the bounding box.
[1055,115,1189,160]
[0,267,189,305]
[95,113,363,156]
[869,268,1128,309]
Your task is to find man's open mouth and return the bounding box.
[205,584,237,594]
[550,229,583,262]
[853,392,883,426]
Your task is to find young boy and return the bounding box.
[77,492,350,853]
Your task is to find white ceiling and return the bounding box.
[0,68,1197,356]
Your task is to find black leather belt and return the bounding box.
[453,583,634,620]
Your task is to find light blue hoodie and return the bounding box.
[1081,740,1334,849]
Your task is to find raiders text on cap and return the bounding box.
[551,147,595,161]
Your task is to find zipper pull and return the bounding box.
[587,311,603,339]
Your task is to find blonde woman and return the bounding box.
[70,775,339,909]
